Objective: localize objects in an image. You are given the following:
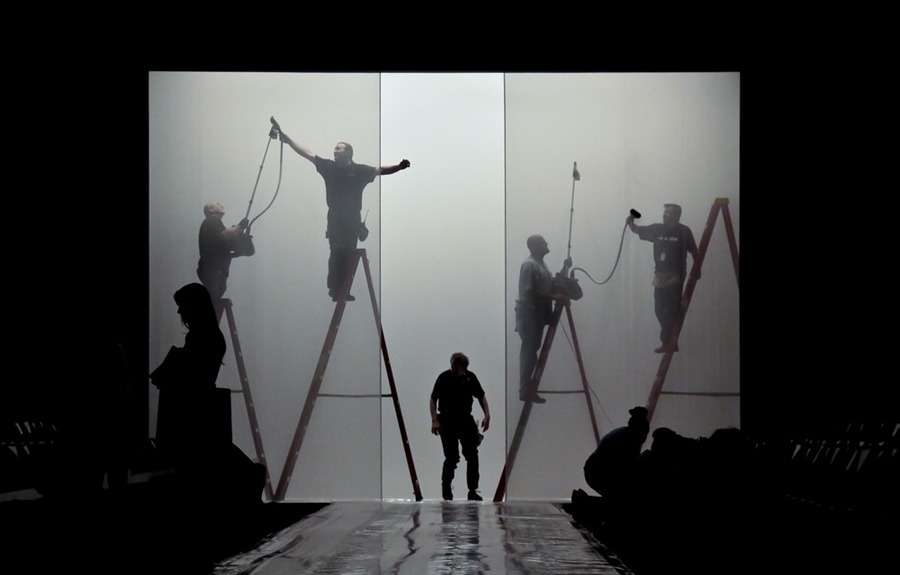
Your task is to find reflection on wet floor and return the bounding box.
[214,501,630,575]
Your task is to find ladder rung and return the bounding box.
[659,391,739,397]
[317,393,392,399]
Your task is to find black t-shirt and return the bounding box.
[636,222,698,278]
[431,369,485,419]
[198,215,233,272]
[314,156,377,215]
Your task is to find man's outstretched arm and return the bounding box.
[377,158,411,175]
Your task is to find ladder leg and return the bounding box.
[565,304,600,443]
[361,252,422,501]
[721,203,740,285]
[494,302,564,502]
[222,299,274,500]
[274,252,360,501]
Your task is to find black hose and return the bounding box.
[572,223,630,286]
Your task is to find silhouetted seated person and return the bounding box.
[579,406,650,513]
[631,427,704,517]
[151,283,226,471]
[574,423,777,575]
[633,427,683,486]
[639,426,757,574]
[150,283,264,506]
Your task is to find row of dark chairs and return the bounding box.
[1,420,60,494]
[750,419,898,519]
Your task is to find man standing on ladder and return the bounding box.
[626,204,699,353]
[275,121,411,301]
[515,234,571,403]
[197,202,249,301]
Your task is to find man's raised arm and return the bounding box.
[278,129,316,163]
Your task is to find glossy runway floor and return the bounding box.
[213,501,632,575]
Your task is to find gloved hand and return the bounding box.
[399,159,411,170]
[239,218,250,230]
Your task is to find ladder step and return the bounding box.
[317,393,392,399]
[660,391,739,397]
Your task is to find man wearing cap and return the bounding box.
[197,202,247,301]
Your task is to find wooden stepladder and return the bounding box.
[273,248,422,502]
[216,298,274,501]
[493,298,600,502]
[645,197,741,421]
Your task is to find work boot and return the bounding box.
[654,343,679,353]
[519,390,546,404]
[467,490,483,501]
[442,485,453,501]
[330,291,355,302]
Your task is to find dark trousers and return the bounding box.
[517,314,546,395]
[439,415,480,492]
[198,267,227,300]
[326,220,359,295]
[327,245,357,295]
[326,208,361,296]
[654,282,684,346]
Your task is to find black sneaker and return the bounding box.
[467,490,483,501]
[330,293,356,302]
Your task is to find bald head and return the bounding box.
[526,234,549,258]
[203,202,225,217]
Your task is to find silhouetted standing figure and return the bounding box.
[514,234,571,403]
[150,283,226,473]
[583,406,650,501]
[430,352,491,501]
[276,122,410,301]
[197,202,249,301]
[627,203,698,353]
